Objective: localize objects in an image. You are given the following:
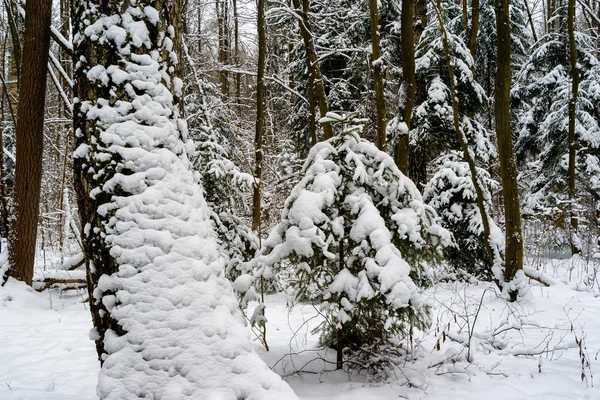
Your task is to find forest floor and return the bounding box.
[1,257,599,399]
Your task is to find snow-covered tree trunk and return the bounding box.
[72,1,297,398]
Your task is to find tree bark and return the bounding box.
[0,32,10,240]
[6,0,53,285]
[409,0,429,187]
[216,0,229,96]
[567,0,580,254]
[495,0,524,298]
[369,0,387,151]
[396,0,415,174]
[293,0,332,139]
[467,0,481,68]
[253,0,266,234]
[233,0,241,103]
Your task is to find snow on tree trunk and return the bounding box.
[72,1,297,399]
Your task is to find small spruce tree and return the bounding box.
[423,152,502,281]
[248,113,451,369]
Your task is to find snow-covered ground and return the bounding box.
[1,258,599,399]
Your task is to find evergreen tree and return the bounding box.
[514,18,600,252]
[423,152,501,280]
[193,124,258,279]
[248,114,451,368]
[411,4,495,170]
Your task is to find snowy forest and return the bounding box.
[0,0,599,398]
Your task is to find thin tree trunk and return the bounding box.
[253,0,266,234]
[6,0,53,285]
[233,0,240,103]
[548,0,554,32]
[495,0,524,298]
[60,0,71,116]
[524,0,539,43]
[0,31,9,240]
[434,2,496,280]
[216,0,228,96]
[336,233,344,370]
[467,0,480,60]
[567,0,580,254]
[397,0,415,174]
[293,0,332,139]
[253,0,269,351]
[410,0,429,187]
[369,0,387,151]
[197,0,203,54]
[307,68,317,146]
[5,0,22,85]
[415,0,428,43]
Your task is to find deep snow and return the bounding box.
[1,257,599,399]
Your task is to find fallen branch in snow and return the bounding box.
[34,278,86,292]
[523,266,557,287]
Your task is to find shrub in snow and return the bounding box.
[423,152,502,281]
[193,125,258,280]
[248,114,451,363]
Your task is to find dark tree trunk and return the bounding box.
[467,0,481,75]
[369,0,387,151]
[397,0,416,174]
[410,0,429,187]
[233,0,241,103]
[217,0,229,96]
[0,32,9,240]
[495,0,524,298]
[5,0,53,286]
[567,0,580,254]
[253,0,266,234]
[293,0,332,139]
[524,0,539,43]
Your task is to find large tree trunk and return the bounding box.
[567,0,580,254]
[369,0,387,151]
[397,0,415,174]
[5,0,52,285]
[495,0,524,298]
[72,0,295,397]
[293,0,332,139]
